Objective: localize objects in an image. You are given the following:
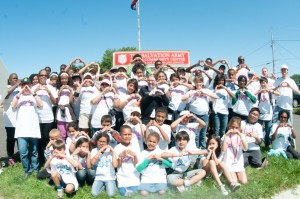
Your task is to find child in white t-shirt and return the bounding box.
[161,131,207,193]
[136,132,172,196]
[124,107,145,152]
[114,125,140,196]
[145,107,171,151]
[44,140,78,198]
[222,117,248,185]
[91,133,118,196]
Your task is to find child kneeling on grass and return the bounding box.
[136,132,172,196]
[90,133,118,197]
[200,135,240,196]
[45,140,78,198]
[161,131,207,193]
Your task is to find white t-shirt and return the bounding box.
[91,91,115,128]
[223,134,246,172]
[138,80,148,90]
[274,77,298,111]
[175,123,199,150]
[270,123,291,151]
[213,88,231,115]
[168,85,188,112]
[157,83,170,94]
[14,95,41,138]
[241,121,263,151]
[31,84,58,123]
[187,89,211,115]
[127,122,145,152]
[232,90,256,116]
[148,124,171,151]
[114,143,140,187]
[258,92,273,121]
[120,94,140,121]
[56,88,73,122]
[166,146,193,173]
[91,148,116,181]
[115,78,128,96]
[79,86,98,114]
[50,157,79,191]
[3,85,20,127]
[137,148,167,183]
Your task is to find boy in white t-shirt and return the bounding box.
[114,125,140,196]
[44,140,78,198]
[124,107,146,152]
[145,107,171,151]
[171,110,205,150]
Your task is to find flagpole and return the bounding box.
[137,0,141,50]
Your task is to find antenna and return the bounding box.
[271,32,275,74]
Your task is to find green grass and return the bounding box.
[1,155,300,199]
[293,108,300,115]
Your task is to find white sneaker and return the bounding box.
[176,185,185,193]
[57,189,64,198]
[220,184,229,196]
[125,190,133,197]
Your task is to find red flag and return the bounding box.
[131,0,138,10]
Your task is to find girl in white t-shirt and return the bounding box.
[155,71,170,94]
[201,135,240,196]
[222,117,248,185]
[182,76,218,149]
[212,74,234,138]
[56,72,75,141]
[136,132,172,196]
[72,137,94,187]
[91,133,118,197]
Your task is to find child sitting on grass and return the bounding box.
[45,140,78,198]
[161,131,207,193]
[200,135,240,196]
[136,132,172,196]
[222,117,248,185]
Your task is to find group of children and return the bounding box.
[3,55,300,197]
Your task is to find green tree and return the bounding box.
[99,46,137,72]
[291,74,300,84]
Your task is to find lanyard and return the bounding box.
[229,134,240,162]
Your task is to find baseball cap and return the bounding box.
[83,72,93,79]
[281,65,288,70]
[248,71,254,75]
[21,77,31,85]
[177,67,186,72]
[179,110,190,117]
[101,79,111,85]
[117,66,127,71]
[110,66,118,73]
[131,106,141,115]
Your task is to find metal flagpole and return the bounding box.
[137,0,141,50]
[271,32,275,74]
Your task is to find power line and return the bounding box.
[245,41,270,57]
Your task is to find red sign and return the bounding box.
[113,50,190,67]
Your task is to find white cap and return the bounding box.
[281,65,288,70]
[131,106,141,114]
[101,79,111,85]
[179,110,190,117]
[83,72,93,79]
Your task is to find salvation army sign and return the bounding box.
[113,51,190,68]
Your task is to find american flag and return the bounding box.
[131,0,138,10]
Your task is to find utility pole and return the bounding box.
[271,32,275,74]
[137,0,141,50]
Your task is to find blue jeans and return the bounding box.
[17,137,39,174]
[91,180,116,196]
[76,169,95,186]
[258,119,272,146]
[193,113,209,149]
[213,113,228,138]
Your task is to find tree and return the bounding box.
[291,74,300,84]
[99,46,137,72]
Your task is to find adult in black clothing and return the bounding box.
[139,74,169,124]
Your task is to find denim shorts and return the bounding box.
[138,183,168,193]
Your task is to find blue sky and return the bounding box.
[1,0,300,78]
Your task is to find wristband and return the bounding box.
[73,92,79,97]
[33,93,37,97]
[16,95,20,100]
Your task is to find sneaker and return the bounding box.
[176,185,185,193]
[220,184,229,196]
[124,190,133,197]
[8,158,16,167]
[0,168,3,175]
[57,189,64,198]
[230,183,241,192]
[257,157,268,170]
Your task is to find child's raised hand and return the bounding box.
[147,154,156,160]
[146,120,154,127]
[125,149,136,158]
[46,140,54,148]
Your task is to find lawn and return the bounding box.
[1,154,300,199]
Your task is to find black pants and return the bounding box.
[243,150,262,168]
[38,122,53,165]
[5,127,16,158]
[114,110,124,132]
[286,146,300,160]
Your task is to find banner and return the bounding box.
[113,50,190,68]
